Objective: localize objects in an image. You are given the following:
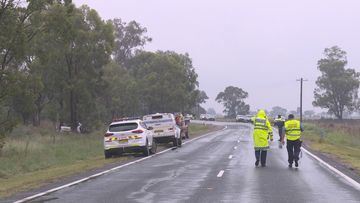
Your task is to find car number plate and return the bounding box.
[118,139,128,143]
[154,130,163,133]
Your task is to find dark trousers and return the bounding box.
[286,139,301,164]
[278,127,283,140]
[255,150,267,166]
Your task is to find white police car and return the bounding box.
[143,113,182,147]
[103,118,157,158]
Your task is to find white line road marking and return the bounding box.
[217,170,225,177]
[228,155,233,159]
[14,127,227,203]
[302,148,360,191]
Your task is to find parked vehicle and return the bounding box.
[236,115,247,122]
[185,114,194,120]
[143,113,182,147]
[103,118,157,158]
[236,115,253,123]
[200,114,215,121]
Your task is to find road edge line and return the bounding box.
[302,147,360,191]
[14,126,226,203]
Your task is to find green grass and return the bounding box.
[0,124,105,178]
[188,123,212,135]
[302,121,360,175]
[0,122,114,197]
[0,122,213,198]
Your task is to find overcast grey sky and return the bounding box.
[74,0,360,114]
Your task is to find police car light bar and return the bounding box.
[112,117,141,122]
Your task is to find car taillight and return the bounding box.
[132,129,143,134]
[104,133,113,137]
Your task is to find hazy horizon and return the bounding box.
[73,0,360,115]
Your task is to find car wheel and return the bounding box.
[104,150,112,159]
[143,140,150,156]
[150,140,157,154]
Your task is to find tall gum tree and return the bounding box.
[313,46,360,119]
[216,86,250,118]
[41,3,114,129]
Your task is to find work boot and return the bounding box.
[261,164,266,167]
[255,160,259,167]
[288,163,292,168]
[295,161,299,167]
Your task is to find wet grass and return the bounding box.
[0,122,212,198]
[0,122,114,197]
[302,120,360,175]
[188,122,213,135]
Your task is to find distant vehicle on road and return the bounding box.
[143,113,182,147]
[103,118,157,158]
[200,114,215,121]
[185,114,194,120]
[236,115,252,123]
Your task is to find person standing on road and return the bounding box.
[274,115,285,141]
[253,110,273,167]
[281,114,304,168]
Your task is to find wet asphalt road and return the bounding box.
[26,122,360,203]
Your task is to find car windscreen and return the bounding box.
[152,115,163,119]
[109,123,138,132]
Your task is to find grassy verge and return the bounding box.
[302,121,360,175]
[0,122,213,198]
[188,122,214,136]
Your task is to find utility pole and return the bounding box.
[296,78,308,123]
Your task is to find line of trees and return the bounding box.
[0,0,208,151]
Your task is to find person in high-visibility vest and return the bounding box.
[252,110,273,167]
[281,114,304,168]
[274,115,285,141]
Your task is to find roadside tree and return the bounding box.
[0,0,58,152]
[313,46,360,119]
[269,106,287,118]
[216,86,250,118]
[112,18,152,67]
[38,4,114,129]
[129,51,200,114]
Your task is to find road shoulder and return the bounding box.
[2,124,222,202]
[302,142,360,184]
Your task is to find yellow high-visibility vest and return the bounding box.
[284,119,301,141]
